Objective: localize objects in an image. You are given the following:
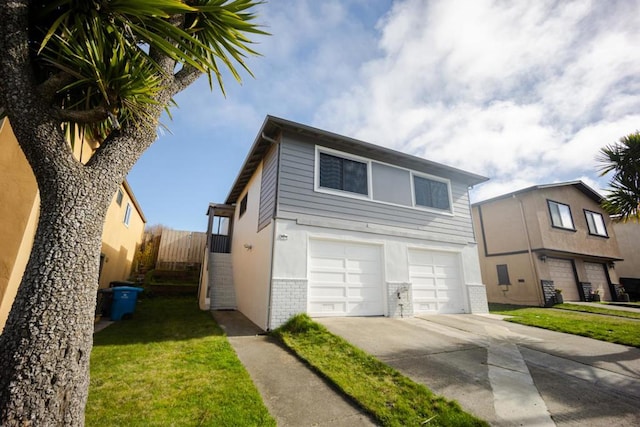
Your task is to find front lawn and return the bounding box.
[87,297,275,426]
[273,314,487,427]
[489,303,640,347]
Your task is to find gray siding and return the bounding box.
[277,133,476,242]
[258,143,278,231]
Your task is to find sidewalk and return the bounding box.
[568,301,640,313]
[211,311,376,427]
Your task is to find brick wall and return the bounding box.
[269,278,308,329]
[467,284,488,313]
[387,282,413,318]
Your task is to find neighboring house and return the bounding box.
[199,116,489,331]
[471,181,623,306]
[0,118,145,332]
[612,221,640,299]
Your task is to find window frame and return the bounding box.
[547,200,576,231]
[239,193,248,218]
[584,209,608,237]
[496,264,511,285]
[411,172,453,212]
[315,147,371,199]
[123,202,132,227]
[314,146,454,215]
[116,188,124,206]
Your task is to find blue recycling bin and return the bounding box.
[110,286,144,320]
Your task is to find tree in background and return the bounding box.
[598,132,640,222]
[132,224,164,275]
[0,1,265,424]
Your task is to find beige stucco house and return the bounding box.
[472,181,623,306]
[612,221,640,299]
[0,118,145,332]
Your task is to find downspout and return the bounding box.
[515,195,545,306]
[262,132,280,330]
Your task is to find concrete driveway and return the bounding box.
[317,314,640,427]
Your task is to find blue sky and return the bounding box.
[127,0,640,232]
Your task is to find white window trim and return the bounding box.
[314,145,454,216]
[584,209,608,237]
[314,146,372,200]
[123,202,132,227]
[410,170,453,213]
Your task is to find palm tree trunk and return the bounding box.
[0,171,113,425]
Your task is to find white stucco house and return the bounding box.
[198,116,490,330]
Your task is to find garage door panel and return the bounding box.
[308,240,384,317]
[409,249,464,314]
[584,262,612,301]
[308,285,347,298]
[548,258,580,301]
[310,271,346,282]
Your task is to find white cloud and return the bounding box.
[314,0,640,202]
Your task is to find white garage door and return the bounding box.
[308,239,384,317]
[409,249,465,314]
[584,262,612,301]
[548,258,580,301]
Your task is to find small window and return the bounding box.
[413,175,450,210]
[497,264,510,285]
[319,152,368,195]
[239,194,248,218]
[585,210,607,237]
[116,189,123,206]
[123,203,132,226]
[548,200,574,230]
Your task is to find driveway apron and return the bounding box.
[317,314,640,427]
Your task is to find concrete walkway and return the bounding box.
[567,301,640,313]
[211,311,376,427]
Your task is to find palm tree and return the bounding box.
[598,132,640,222]
[0,1,266,424]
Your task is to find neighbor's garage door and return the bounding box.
[548,258,580,301]
[584,262,612,301]
[308,239,384,317]
[409,249,465,314]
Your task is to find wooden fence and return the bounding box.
[156,229,207,271]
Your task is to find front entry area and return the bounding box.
[307,239,384,317]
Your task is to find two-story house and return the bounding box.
[0,118,146,331]
[199,116,489,330]
[472,182,623,306]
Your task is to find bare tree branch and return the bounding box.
[50,105,109,124]
[38,72,75,103]
[172,65,203,95]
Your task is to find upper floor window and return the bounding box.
[548,200,574,230]
[413,175,450,210]
[123,203,132,227]
[585,210,607,237]
[319,152,368,196]
[239,193,248,218]
[116,188,124,206]
[315,146,453,214]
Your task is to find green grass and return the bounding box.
[87,298,275,426]
[489,303,640,347]
[555,303,640,320]
[273,314,488,427]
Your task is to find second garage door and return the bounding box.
[409,249,465,314]
[584,262,612,301]
[548,258,580,301]
[308,239,384,317]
